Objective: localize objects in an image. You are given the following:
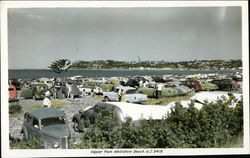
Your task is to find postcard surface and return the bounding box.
[1,1,249,157]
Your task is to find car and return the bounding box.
[20,84,48,100]
[72,103,124,132]
[103,86,148,103]
[9,85,18,102]
[60,82,81,98]
[21,108,71,149]
[72,102,171,132]
[200,80,218,91]
[138,87,178,98]
[9,77,22,90]
[211,79,240,91]
[180,80,202,92]
[164,82,191,95]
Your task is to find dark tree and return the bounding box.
[48,59,71,74]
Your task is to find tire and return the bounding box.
[104,96,110,102]
[22,129,29,140]
[62,93,66,98]
[73,120,80,132]
[69,92,74,99]
[33,95,37,100]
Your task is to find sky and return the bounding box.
[8,7,242,69]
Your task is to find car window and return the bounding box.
[41,116,66,127]
[126,89,136,94]
[27,114,33,125]
[33,117,39,128]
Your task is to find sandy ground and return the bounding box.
[9,94,102,141]
[9,86,243,141]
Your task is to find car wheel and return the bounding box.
[73,120,80,132]
[22,130,29,140]
[33,95,37,100]
[69,92,74,99]
[104,96,110,102]
[62,93,66,98]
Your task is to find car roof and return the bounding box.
[116,86,135,91]
[27,108,65,119]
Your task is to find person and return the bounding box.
[67,82,73,98]
[156,83,163,99]
[118,88,123,102]
[139,80,143,87]
[43,91,51,108]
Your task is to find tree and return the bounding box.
[48,59,71,74]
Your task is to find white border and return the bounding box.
[1,1,249,157]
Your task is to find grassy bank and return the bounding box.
[146,93,195,105]
[28,100,67,109]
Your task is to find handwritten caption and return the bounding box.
[91,149,163,154]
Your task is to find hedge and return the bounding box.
[72,94,243,148]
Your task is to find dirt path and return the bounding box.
[9,95,102,140]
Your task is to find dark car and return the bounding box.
[21,108,71,149]
[181,80,202,92]
[72,103,124,132]
[20,84,48,100]
[211,79,240,91]
[61,83,81,98]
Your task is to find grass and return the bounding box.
[93,95,103,100]
[146,93,195,105]
[28,100,67,109]
[9,111,24,118]
[219,135,243,148]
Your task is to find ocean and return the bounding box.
[8,69,241,79]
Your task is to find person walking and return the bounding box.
[156,83,163,99]
[43,91,51,108]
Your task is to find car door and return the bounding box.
[25,114,40,138]
[110,88,119,101]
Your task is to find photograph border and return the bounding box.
[1,1,249,157]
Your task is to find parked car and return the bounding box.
[20,84,48,100]
[72,103,124,132]
[200,80,218,91]
[181,80,202,92]
[79,86,103,96]
[103,86,148,103]
[60,82,81,98]
[9,77,22,90]
[72,102,172,133]
[138,87,178,98]
[211,79,240,91]
[164,82,191,95]
[21,108,71,149]
[9,85,18,101]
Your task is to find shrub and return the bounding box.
[72,95,243,148]
[9,104,22,114]
[10,136,44,149]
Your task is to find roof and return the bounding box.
[116,86,135,91]
[28,108,65,119]
[106,102,170,120]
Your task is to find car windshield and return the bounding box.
[41,116,66,127]
[126,89,136,94]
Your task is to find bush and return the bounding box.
[9,104,22,114]
[72,95,243,148]
[10,136,44,149]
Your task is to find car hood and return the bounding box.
[41,124,70,138]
